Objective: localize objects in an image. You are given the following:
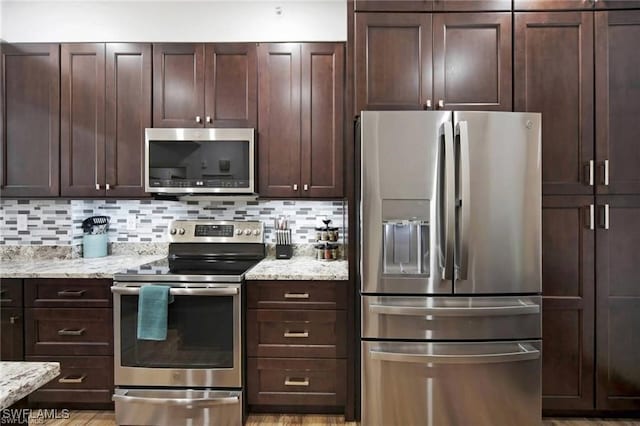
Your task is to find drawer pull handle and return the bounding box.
[284,331,309,338]
[284,292,310,299]
[58,328,86,336]
[0,290,12,303]
[57,289,87,297]
[284,377,310,387]
[58,374,86,384]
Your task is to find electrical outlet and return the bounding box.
[126,215,137,231]
[17,215,27,231]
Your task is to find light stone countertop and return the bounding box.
[0,255,165,279]
[245,256,349,281]
[0,362,60,409]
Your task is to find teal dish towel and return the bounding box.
[137,285,170,341]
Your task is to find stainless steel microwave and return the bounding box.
[145,128,255,194]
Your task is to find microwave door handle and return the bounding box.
[442,122,455,281]
[110,287,238,296]
[112,394,239,407]
[456,121,471,280]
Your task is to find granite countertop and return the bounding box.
[0,255,165,279]
[0,362,60,409]
[245,256,349,281]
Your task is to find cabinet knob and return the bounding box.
[95,184,100,190]
[437,99,445,109]
[424,100,432,110]
[206,116,212,124]
[196,116,202,123]
[9,316,19,325]
[293,184,298,191]
[105,183,110,191]
[303,184,309,191]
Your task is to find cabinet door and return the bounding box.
[596,195,640,410]
[515,12,594,195]
[354,0,433,11]
[204,43,257,128]
[105,43,151,198]
[61,43,106,197]
[433,13,512,111]
[0,44,59,197]
[257,43,302,197]
[514,0,594,10]
[433,0,511,11]
[595,11,640,194]
[355,13,433,112]
[1,307,23,361]
[541,196,595,410]
[301,43,344,198]
[596,0,640,9]
[152,43,204,128]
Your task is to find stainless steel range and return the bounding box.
[112,220,264,426]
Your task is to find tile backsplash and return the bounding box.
[0,199,347,246]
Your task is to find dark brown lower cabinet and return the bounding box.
[246,280,347,414]
[0,278,24,361]
[23,278,114,408]
[542,196,595,411]
[595,195,640,410]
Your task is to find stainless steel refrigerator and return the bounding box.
[359,111,542,426]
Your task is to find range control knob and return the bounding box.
[170,228,177,235]
[178,228,186,235]
[236,229,243,236]
[244,229,252,236]
[253,229,261,236]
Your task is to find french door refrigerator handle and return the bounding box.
[112,394,240,407]
[456,121,471,280]
[368,303,540,317]
[443,122,455,281]
[369,344,540,365]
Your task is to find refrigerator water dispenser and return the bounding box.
[382,220,429,276]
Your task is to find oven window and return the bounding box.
[148,140,250,189]
[120,295,234,368]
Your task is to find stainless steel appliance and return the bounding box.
[145,128,255,195]
[359,111,542,426]
[112,220,264,426]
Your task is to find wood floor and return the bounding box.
[27,411,640,425]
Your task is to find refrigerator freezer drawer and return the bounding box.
[362,295,541,340]
[362,340,541,426]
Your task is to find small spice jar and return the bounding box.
[328,243,339,260]
[315,227,324,241]
[324,244,333,260]
[327,227,339,242]
[315,243,325,260]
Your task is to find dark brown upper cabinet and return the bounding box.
[433,12,512,111]
[515,12,594,195]
[153,43,257,129]
[595,195,640,411]
[1,44,60,197]
[355,13,433,112]
[105,43,152,198]
[515,0,595,10]
[62,43,151,197]
[258,43,344,198]
[355,12,512,113]
[595,11,640,195]
[595,0,640,8]
[354,0,510,11]
[541,196,595,411]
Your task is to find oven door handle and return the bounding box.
[110,287,238,296]
[112,394,240,407]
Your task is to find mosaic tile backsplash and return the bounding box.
[0,199,347,246]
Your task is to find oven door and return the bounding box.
[112,283,241,388]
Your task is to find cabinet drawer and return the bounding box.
[247,281,347,310]
[247,310,346,358]
[0,279,23,307]
[26,355,113,390]
[247,358,346,407]
[25,308,113,356]
[25,279,112,308]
